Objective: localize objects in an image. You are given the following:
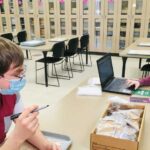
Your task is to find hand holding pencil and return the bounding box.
[11,105,40,143]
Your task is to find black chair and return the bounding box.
[1,33,13,41]
[64,37,84,76]
[77,34,92,67]
[35,41,70,87]
[141,64,150,78]
[17,30,32,59]
[146,58,150,63]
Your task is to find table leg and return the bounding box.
[121,57,127,77]
[42,51,48,87]
[139,58,142,69]
[86,46,88,65]
[26,50,29,59]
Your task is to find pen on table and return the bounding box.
[10,105,49,120]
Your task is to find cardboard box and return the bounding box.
[90,104,145,150]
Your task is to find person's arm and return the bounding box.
[139,76,150,86]
[0,134,24,150]
[0,105,39,150]
[27,129,61,150]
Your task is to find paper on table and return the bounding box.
[138,42,150,47]
[127,49,150,55]
[88,77,100,85]
[49,38,68,42]
[108,96,130,104]
[77,85,102,96]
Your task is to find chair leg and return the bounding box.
[78,54,84,71]
[71,53,84,71]
[89,53,92,66]
[35,62,60,87]
[61,58,73,78]
[144,71,147,78]
[35,62,38,84]
[68,57,73,78]
[26,50,29,59]
[52,64,54,76]
[53,64,60,87]
[25,50,32,60]
[85,52,92,67]
[80,53,84,71]
[29,50,32,59]
[50,61,70,80]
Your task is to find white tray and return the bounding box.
[42,131,72,150]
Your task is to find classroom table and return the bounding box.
[119,38,150,77]
[20,35,78,87]
[19,82,150,150]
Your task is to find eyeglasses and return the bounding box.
[14,73,25,81]
[0,65,26,81]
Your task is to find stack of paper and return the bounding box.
[77,77,101,96]
[77,85,102,96]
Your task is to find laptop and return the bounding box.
[97,54,132,95]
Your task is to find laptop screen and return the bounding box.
[97,54,114,87]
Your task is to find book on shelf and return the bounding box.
[130,89,150,103]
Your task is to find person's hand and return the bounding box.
[12,105,39,143]
[127,79,140,89]
[43,140,61,150]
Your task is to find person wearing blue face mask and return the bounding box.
[0,38,61,150]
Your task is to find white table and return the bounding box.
[20,83,150,150]
[119,38,150,77]
[20,36,78,87]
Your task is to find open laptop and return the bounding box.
[97,53,132,95]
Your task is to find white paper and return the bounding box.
[108,96,130,104]
[88,77,100,85]
[77,85,102,96]
[49,38,67,42]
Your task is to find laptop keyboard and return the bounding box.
[106,78,127,90]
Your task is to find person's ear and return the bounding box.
[0,77,10,89]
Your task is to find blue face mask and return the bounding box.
[0,78,26,95]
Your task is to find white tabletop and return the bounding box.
[119,38,150,58]
[19,81,150,150]
[20,35,79,52]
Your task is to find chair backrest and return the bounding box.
[1,33,13,41]
[52,41,65,58]
[17,30,27,44]
[80,34,89,49]
[67,37,79,53]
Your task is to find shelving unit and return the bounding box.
[0,0,150,53]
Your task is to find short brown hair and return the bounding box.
[0,37,24,75]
